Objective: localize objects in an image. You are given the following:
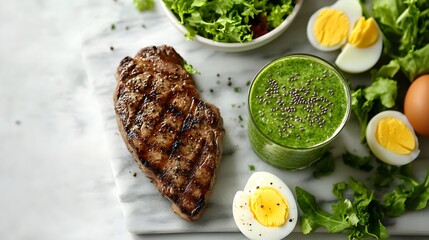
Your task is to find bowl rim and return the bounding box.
[160,0,303,50]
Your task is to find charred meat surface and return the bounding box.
[113,45,224,221]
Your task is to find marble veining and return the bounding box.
[81,0,429,235]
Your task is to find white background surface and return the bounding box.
[0,0,428,239]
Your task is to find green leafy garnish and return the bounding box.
[351,0,429,140]
[296,178,389,240]
[184,63,199,74]
[249,164,255,171]
[382,166,429,217]
[371,0,429,59]
[312,151,335,178]
[373,160,410,188]
[295,2,429,239]
[351,77,397,142]
[133,0,154,11]
[393,44,429,81]
[162,0,295,43]
[297,160,429,239]
[342,151,374,171]
[351,60,399,142]
[351,58,399,142]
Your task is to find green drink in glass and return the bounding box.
[248,54,351,170]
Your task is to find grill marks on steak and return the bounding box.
[114,45,224,221]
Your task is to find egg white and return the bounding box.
[366,111,420,166]
[232,172,298,240]
[335,21,383,73]
[307,0,362,51]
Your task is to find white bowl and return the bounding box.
[160,0,303,52]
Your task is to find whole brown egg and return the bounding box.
[404,74,429,137]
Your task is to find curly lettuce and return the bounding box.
[162,0,295,43]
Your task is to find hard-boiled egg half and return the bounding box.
[366,111,420,166]
[307,0,383,73]
[232,172,297,240]
[307,0,362,51]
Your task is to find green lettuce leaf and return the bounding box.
[382,167,429,217]
[296,186,354,234]
[298,160,429,239]
[312,151,335,178]
[351,0,429,138]
[395,44,429,81]
[162,0,294,43]
[342,151,374,171]
[351,88,373,142]
[351,77,397,142]
[363,78,397,109]
[267,0,293,28]
[371,59,400,79]
[296,178,389,240]
[371,0,429,80]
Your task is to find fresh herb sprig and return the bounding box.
[183,63,199,74]
[298,152,429,240]
[297,178,389,240]
[133,0,154,11]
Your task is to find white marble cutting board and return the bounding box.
[81,0,429,235]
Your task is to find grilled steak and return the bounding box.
[113,45,225,221]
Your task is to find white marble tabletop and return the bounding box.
[1,0,428,239]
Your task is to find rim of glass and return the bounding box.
[248,53,352,150]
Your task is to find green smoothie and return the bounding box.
[248,54,351,170]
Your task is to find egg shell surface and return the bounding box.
[404,74,429,137]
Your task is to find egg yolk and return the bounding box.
[376,117,416,154]
[348,17,379,48]
[249,187,288,227]
[314,8,350,47]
